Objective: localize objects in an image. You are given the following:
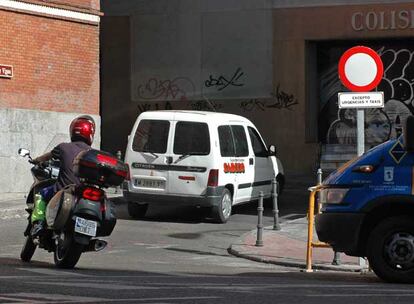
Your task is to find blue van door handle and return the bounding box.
[249,158,254,165]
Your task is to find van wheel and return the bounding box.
[128,202,148,219]
[367,216,414,283]
[211,189,232,224]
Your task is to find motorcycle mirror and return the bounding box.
[18,148,30,158]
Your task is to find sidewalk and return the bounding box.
[228,217,365,272]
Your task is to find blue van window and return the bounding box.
[174,122,210,155]
[133,120,170,153]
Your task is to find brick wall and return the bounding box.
[0,7,99,115]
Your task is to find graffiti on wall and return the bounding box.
[189,100,223,111]
[205,67,245,91]
[240,85,299,112]
[267,84,299,110]
[137,101,173,114]
[137,77,195,101]
[240,99,266,112]
[321,45,414,146]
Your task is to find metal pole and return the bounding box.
[115,150,122,194]
[357,109,365,156]
[272,178,281,231]
[305,189,316,272]
[332,251,341,265]
[356,110,368,269]
[317,168,323,185]
[256,191,264,247]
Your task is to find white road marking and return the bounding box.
[30,281,158,290]
[1,292,104,303]
[17,268,88,277]
[104,250,128,254]
[1,293,220,303]
[308,294,414,297]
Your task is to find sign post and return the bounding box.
[338,46,384,157]
[338,46,384,269]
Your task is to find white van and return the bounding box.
[123,111,284,223]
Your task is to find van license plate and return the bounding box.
[134,179,165,189]
[74,217,97,237]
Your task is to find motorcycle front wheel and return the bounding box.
[54,231,84,269]
[20,235,36,262]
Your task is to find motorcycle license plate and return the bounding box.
[75,217,97,237]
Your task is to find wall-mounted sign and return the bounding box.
[0,65,13,78]
[352,10,414,32]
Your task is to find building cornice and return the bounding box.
[0,0,100,24]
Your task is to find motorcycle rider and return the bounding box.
[31,115,95,237]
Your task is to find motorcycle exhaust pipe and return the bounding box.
[84,239,107,252]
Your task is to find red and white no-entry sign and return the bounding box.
[338,46,383,92]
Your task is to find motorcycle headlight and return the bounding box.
[319,188,349,204]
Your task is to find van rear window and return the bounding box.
[132,120,170,153]
[174,122,210,155]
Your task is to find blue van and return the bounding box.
[316,116,414,283]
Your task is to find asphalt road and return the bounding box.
[1,188,414,303]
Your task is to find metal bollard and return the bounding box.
[115,150,122,194]
[256,191,264,247]
[272,178,281,230]
[317,168,323,185]
[332,251,341,265]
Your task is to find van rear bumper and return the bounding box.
[123,186,225,207]
[315,212,365,256]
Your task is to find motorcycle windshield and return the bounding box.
[44,134,68,153]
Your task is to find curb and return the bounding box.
[228,245,362,272]
[227,227,365,273]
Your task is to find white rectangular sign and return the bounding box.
[338,92,384,109]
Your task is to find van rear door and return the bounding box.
[168,120,211,196]
[128,119,172,194]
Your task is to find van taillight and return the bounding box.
[207,169,219,187]
[125,163,131,181]
[82,187,104,201]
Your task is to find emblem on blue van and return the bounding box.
[384,167,394,183]
[389,140,406,164]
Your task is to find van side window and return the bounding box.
[132,120,170,153]
[218,126,235,157]
[248,127,268,157]
[231,125,249,157]
[174,122,210,155]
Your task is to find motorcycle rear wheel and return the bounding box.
[54,231,84,269]
[20,236,36,262]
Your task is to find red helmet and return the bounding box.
[70,115,95,145]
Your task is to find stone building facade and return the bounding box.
[101,0,414,176]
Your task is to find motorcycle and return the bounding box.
[18,147,128,268]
